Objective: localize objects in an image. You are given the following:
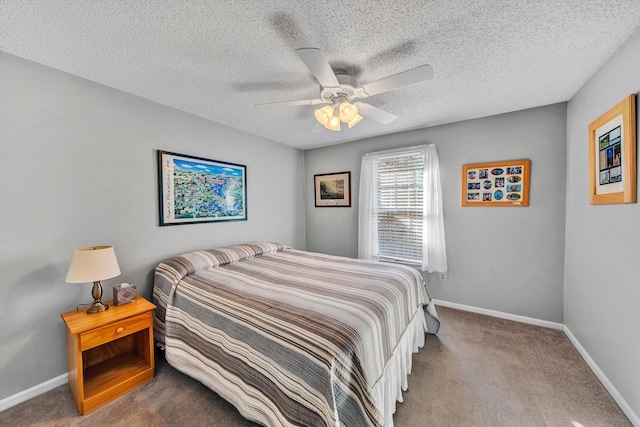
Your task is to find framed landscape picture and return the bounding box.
[158,150,247,226]
[314,171,351,207]
[588,94,636,205]
[461,159,531,207]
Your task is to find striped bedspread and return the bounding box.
[153,242,440,427]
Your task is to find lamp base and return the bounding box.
[87,301,109,314]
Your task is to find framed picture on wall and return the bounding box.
[588,94,637,205]
[157,150,247,225]
[314,171,351,207]
[461,159,531,206]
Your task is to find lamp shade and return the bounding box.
[65,246,121,283]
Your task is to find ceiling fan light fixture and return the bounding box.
[347,113,363,128]
[339,102,358,123]
[314,105,334,125]
[256,48,434,134]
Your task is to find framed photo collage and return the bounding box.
[461,159,531,207]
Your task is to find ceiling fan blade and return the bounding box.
[359,64,433,97]
[355,102,398,124]
[254,98,326,108]
[295,48,340,88]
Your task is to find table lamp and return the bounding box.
[65,246,121,313]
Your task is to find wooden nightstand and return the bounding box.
[61,297,156,415]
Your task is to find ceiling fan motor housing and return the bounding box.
[320,73,367,104]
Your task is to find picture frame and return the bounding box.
[314,171,351,207]
[461,159,531,207]
[588,94,636,205]
[157,150,247,226]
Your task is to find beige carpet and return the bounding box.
[0,306,630,426]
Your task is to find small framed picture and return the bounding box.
[314,171,351,207]
[588,94,636,205]
[461,160,531,206]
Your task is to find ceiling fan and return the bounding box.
[254,48,433,132]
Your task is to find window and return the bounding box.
[358,144,447,273]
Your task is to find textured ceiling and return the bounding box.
[2,1,639,150]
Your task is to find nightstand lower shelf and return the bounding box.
[83,350,154,411]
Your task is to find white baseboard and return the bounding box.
[433,299,639,426]
[563,326,640,426]
[432,299,564,330]
[0,373,68,412]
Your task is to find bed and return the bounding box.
[153,242,440,427]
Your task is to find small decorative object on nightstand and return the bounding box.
[61,296,156,415]
[113,283,137,306]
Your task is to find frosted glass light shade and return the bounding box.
[325,114,341,131]
[339,102,358,122]
[66,246,121,283]
[314,105,334,125]
[347,114,363,128]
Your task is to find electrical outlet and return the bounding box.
[439,272,448,281]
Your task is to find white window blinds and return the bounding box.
[376,150,424,263]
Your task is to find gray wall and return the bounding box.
[305,103,567,323]
[0,53,305,400]
[565,29,640,418]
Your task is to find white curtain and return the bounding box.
[358,144,448,273]
[358,153,378,261]
[421,144,448,273]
